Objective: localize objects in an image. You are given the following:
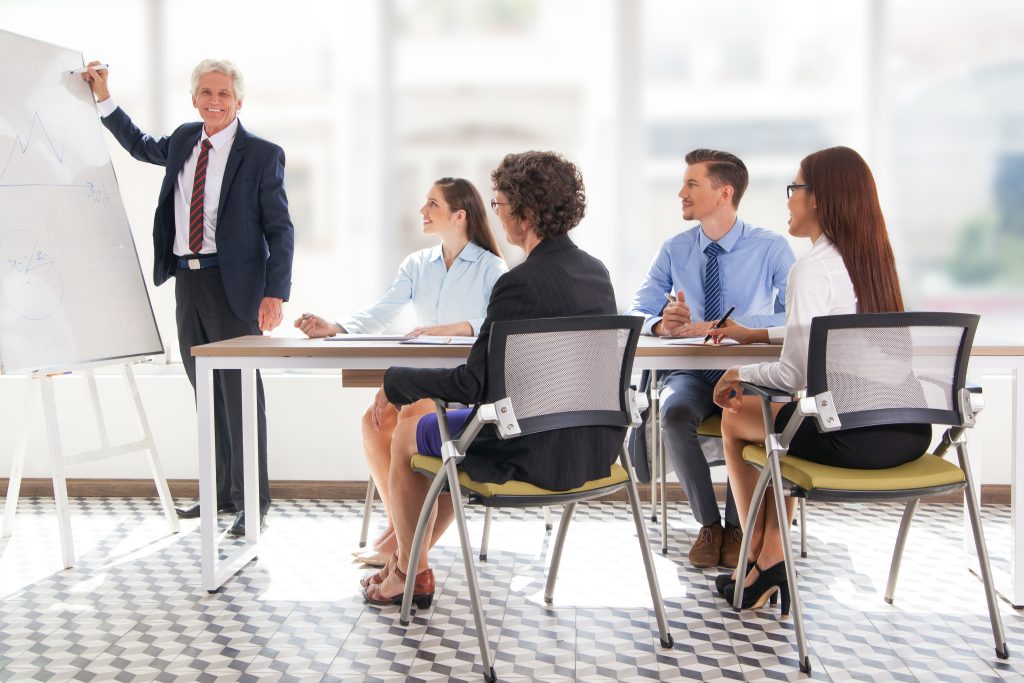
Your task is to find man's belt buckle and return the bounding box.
[188,259,201,271]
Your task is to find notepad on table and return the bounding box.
[665,337,739,346]
[400,336,477,345]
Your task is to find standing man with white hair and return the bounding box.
[82,59,294,536]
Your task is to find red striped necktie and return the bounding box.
[188,139,213,254]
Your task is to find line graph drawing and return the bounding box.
[0,110,94,190]
[0,229,63,320]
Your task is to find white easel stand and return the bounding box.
[1,363,180,568]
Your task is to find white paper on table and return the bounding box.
[400,336,477,345]
[324,335,412,342]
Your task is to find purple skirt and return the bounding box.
[415,408,473,455]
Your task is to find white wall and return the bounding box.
[0,366,1015,487]
[0,370,375,482]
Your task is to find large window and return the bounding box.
[6,0,1023,362]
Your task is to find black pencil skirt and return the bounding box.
[774,403,932,469]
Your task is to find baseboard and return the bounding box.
[0,479,1011,506]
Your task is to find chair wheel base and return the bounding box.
[800,657,811,673]
[660,635,674,648]
[484,666,497,682]
[997,644,1009,659]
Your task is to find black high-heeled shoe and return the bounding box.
[724,560,790,617]
[715,560,759,596]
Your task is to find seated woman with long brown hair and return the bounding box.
[709,146,930,613]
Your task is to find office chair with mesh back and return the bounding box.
[396,315,673,683]
[730,312,1007,674]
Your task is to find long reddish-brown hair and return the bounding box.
[800,147,904,313]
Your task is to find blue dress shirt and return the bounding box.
[627,218,795,335]
[340,241,507,335]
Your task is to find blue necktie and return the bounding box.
[702,242,725,385]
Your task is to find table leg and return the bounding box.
[197,358,218,592]
[1012,365,1024,606]
[242,368,260,545]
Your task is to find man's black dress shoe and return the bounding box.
[175,502,237,519]
[228,511,267,537]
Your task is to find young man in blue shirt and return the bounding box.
[627,149,795,568]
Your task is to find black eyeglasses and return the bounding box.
[786,184,812,199]
[489,198,509,214]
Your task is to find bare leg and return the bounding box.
[750,491,796,585]
[721,394,782,581]
[375,411,455,599]
[360,398,435,552]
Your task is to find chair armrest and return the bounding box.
[628,386,649,426]
[740,382,796,403]
[429,399,471,409]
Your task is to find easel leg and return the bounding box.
[2,377,37,539]
[84,370,111,451]
[40,376,74,569]
[122,365,180,533]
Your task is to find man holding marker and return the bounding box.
[82,59,294,536]
[627,149,793,569]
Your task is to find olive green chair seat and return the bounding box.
[696,413,722,438]
[412,454,629,505]
[741,447,966,500]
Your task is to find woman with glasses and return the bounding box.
[360,151,620,608]
[295,177,506,566]
[708,146,929,615]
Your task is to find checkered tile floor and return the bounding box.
[1,496,1022,682]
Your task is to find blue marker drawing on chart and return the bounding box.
[0,230,63,320]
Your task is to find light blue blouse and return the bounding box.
[340,241,507,335]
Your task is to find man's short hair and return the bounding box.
[684,149,748,208]
[190,59,245,100]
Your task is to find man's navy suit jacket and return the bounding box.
[102,107,294,321]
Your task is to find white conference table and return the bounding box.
[192,335,1024,601]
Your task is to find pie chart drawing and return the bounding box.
[1,229,63,320]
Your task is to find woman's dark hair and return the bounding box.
[434,177,502,257]
[490,151,586,240]
[800,146,904,313]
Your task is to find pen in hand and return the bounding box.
[704,305,736,343]
[70,64,108,75]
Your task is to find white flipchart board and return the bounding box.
[0,29,163,374]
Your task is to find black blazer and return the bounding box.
[384,234,623,490]
[101,108,294,321]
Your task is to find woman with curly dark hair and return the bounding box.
[360,151,620,607]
